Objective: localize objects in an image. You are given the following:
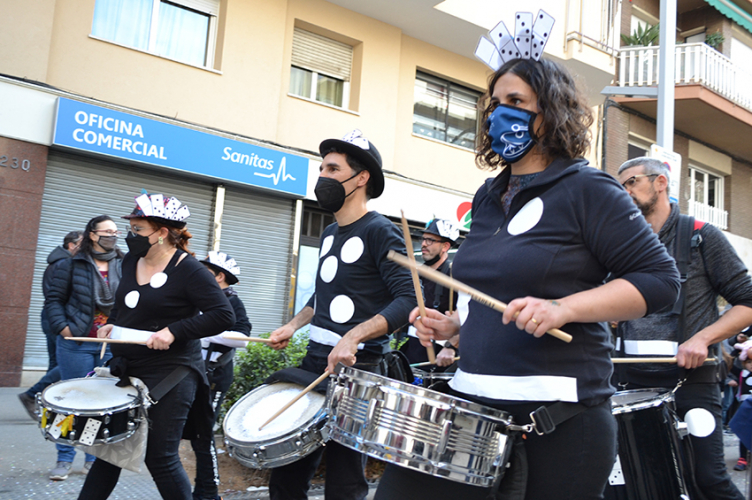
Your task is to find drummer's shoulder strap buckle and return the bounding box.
[528,402,588,436]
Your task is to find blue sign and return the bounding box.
[52,98,309,197]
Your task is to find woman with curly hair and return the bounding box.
[375,58,681,499]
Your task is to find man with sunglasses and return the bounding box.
[399,219,460,367]
[615,157,752,500]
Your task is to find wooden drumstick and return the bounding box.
[99,342,107,360]
[259,369,331,430]
[410,356,460,368]
[400,210,436,364]
[387,250,573,343]
[612,357,715,364]
[448,266,454,314]
[220,333,273,344]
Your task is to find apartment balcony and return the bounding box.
[688,200,728,230]
[613,43,752,163]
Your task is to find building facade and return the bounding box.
[0,0,617,385]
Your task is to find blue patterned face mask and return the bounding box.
[487,104,538,163]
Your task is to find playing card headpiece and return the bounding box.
[474,10,555,71]
[123,193,190,228]
[424,218,460,244]
[319,129,384,199]
[201,251,240,284]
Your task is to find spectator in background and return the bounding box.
[17,230,82,419]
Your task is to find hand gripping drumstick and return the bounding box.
[612,357,715,364]
[259,369,331,430]
[400,210,436,363]
[387,250,573,343]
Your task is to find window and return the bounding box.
[413,72,482,150]
[628,143,649,159]
[688,165,727,229]
[289,28,353,108]
[91,0,219,68]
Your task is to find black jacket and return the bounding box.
[44,253,123,337]
[42,246,72,299]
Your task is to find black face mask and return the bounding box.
[125,231,156,259]
[314,173,359,213]
[97,235,118,252]
[423,254,442,266]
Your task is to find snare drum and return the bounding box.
[327,366,513,487]
[38,377,142,446]
[223,382,328,469]
[411,368,454,390]
[604,388,692,500]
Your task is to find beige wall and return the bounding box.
[1,0,57,82]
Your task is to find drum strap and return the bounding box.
[526,401,588,436]
[149,365,191,403]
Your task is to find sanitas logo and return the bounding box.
[457,202,472,230]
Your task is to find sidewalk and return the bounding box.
[0,384,747,499]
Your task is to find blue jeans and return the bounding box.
[26,311,62,396]
[55,335,112,463]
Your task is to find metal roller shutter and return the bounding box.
[217,187,295,336]
[24,152,215,368]
[291,27,353,81]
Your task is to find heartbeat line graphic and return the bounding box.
[254,157,296,185]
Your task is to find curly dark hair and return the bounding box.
[476,58,593,171]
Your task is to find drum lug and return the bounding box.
[68,429,76,441]
[102,427,110,440]
[437,420,453,455]
[104,414,111,425]
[675,420,689,437]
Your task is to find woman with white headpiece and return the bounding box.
[191,251,252,500]
[375,20,680,500]
[78,193,235,500]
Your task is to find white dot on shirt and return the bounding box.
[124,290,140,309]
[320,256,338,283]
[684,408,716,437]
[340,237,364,264]
[320,235,334,259]
[508,197,544,236]
[150,272,168,288]
[330,295,355,324]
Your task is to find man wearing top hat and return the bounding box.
[269,130,416,500]
[400,219,460,367]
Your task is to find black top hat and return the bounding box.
[200,251,240,285]
[319,129,384,198]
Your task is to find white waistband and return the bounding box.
[615,338,678,356]
[110,326,153,343]
[309,325,365,350]
[448,367,579,402]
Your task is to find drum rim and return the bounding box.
[40,377,141,415]
[611,388,673,415]
[223,382,327,447]
[334,366,512,424]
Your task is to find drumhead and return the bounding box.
[224,383,325,443]
[611,388,672,414]
[41,377,139,412]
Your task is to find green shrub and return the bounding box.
[221,332,309,422]
[621,23,660,47]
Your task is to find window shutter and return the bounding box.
[170,0,219,16]
[291,27,352,81]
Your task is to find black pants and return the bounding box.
[623,381,744,500]
[190,388,225,500]
[374,399,616,500]
[268,350,384,500]
[78,370,199,500]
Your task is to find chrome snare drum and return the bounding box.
[38,377,142,446]
[327,366,513,487]
[223,382,328,469]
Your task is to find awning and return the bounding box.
[704,0,752,35]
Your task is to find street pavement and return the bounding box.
[0,384,747,499]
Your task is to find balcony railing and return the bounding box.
[618,43,752,112]
[688,200,728,230]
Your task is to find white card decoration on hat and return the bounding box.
[436,220,460,242]
[474,36,502,71]
[164,197,181,219]
[135,194,154,216]
[342,129,370,150]
[150,194,165,217]
[475,9,556,70]
[208,251,240,276]
[175,205,190,221]
[514,12,533,59]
